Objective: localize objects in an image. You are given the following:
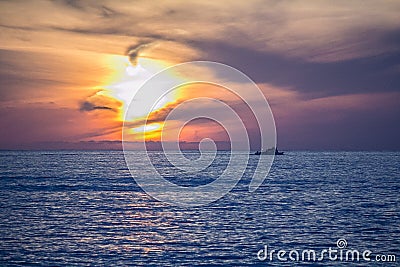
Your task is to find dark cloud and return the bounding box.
[79,101,113,112]
[53,0,82,9]
[49,25,169,43]
[53,0,118,18]
[78,90,121,113]
[0,24,36,31]
[126,42,154,66]
[79,89,122,112]
[194,36,400,99]
[101,5,117,17]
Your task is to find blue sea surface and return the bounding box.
[0,151,399,266]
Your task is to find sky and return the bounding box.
[0,0,399,150]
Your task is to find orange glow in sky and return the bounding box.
[101,55,185,140]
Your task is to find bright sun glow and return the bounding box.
[131,123,163,133]
[101,55,184,140]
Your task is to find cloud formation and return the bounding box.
[126,42,154,66]
[79,101,113,112]
[1,0,399,98]
[2,1,400,58]
[79,91,121,112]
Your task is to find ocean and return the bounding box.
[0,151,399,266]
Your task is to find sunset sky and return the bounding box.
[0,0,399,150]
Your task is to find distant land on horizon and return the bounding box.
[1,140,399,151]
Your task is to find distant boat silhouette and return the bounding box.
[254,147,284,155]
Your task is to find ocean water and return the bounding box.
[0,151,399,266]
